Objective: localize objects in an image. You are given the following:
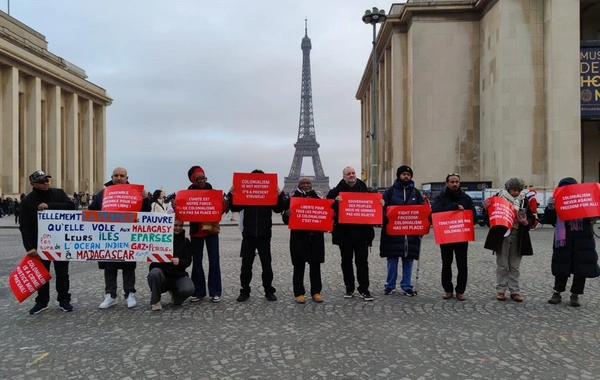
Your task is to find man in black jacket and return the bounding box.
[19,170,75,314]
[147,219,194,310]
[228,170,286,302]
[88,167,151,309]
[431,173,476,301]
[326,166,378,301]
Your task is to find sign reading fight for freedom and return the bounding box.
[487,197,516,229]
[287,197,334,232]
[9,255,52,303]
[232,172,278,206]
[553,182,600,220]
[385,205,431,236]
[337,192,383,225]
[36,210,174,262]
[175,190,223,222]
[431,210,475,245]
[101,184,144,211]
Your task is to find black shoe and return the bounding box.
[360,291,374,301]
[59,301,74,312]
[29,303,48,315]
[384,288,394,295]
[265,293,277,302]
[403,289,416,297]
[344,290,354,298]
[237,293,250,302]
[570,294,581,307]
[548,292,562,304]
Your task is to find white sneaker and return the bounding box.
[99,294,117,309]
[126,293,137,308]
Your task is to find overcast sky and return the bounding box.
[8,0,396,194]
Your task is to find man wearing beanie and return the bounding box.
[482,177,534,302]
[431,173,476,301]
[185,166,224,303]
[379,165,425,297]
[19,170,75,314]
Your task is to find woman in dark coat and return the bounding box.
[543,177,600,307]
[483,177,535,302]
[282,177,325,303]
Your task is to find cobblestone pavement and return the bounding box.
[0,219,599,379]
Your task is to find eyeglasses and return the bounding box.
[447,173,459,177]
[195,176,207,181]
[35,179,50,184]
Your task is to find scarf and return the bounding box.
[498,189,525,229]
[554,217,584,248]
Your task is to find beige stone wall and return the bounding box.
[409,18,480,187]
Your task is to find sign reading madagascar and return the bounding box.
[431,210,475,245]
[36,210,174,262]
[232,172,278,206]
[287,197,334,232]
[553,182,600,220]
[175,189,223,222]
[101,184,144,211]
[385,205,430,235]
[337,192,383,225]
[487,197,516,229]
[9,255,52,303]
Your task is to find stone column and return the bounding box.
[64,92,79,194]
[544,0,581,185]
[25,76,42,181]
[47,85,62,188]
[81,99,94,194]
[94,104,106,193]
[1,67,19,195]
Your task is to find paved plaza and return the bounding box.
[0,216,599,380]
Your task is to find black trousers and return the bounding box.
[104,269,136,298]
[240,236,275,295]
[147,268,195,305]
[36,260,70,305]
[440,242,468,294]
[554,275,586,295]
[293,263,322,296]
[339,242,369,294]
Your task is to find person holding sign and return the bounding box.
[380,166,426,297]
[147,219,194,310]
[431,173,476,301]
[543,177,600,307]
[183,166,225,303]
[89,167,151,309]
[482,177,534,302]
[282,177,326,303]
[326,166,378,301]
[19,170,76,314]
[228,169,286,302]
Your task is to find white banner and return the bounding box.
[37,210,174,262]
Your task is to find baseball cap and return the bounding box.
[29,170,52,183]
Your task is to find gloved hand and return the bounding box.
[483,198,491,209]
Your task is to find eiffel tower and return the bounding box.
[284,20,329,196]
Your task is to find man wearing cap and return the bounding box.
[19,170,75,314]
[431,173,476,301]
[89,167,151,309]
[380,165,425,296]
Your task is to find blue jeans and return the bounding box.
[385,256,414,291]
[191,234,222,297]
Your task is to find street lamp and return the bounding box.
[363,7,386,190]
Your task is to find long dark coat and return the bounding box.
[542,207,600,278]
[282,189,325,265]
[483,197,535,256]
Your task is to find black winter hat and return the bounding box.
[558,177,578,187]
[396,165,413,179]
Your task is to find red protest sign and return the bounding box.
[385,205,431,235]
[232,172,278,206]
[9,255,52,303]
[101,184,144,211]
[175,190,223,222]
[432,210,475,245]
[553,182,600,220]
[288,198,334,232]
[337,192,383,225]
[487,197,516,229]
